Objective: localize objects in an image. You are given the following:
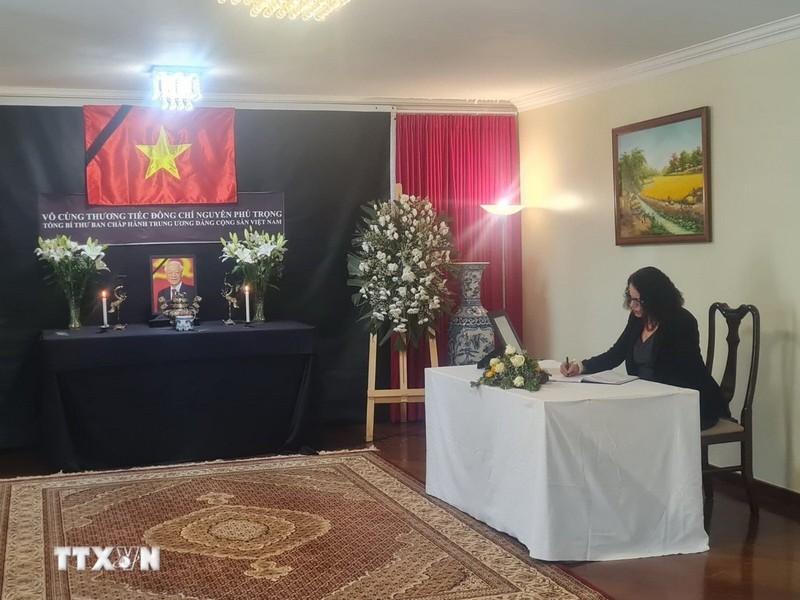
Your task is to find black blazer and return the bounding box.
[582,307,727,430]
[156,284,196,302]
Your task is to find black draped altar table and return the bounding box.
[40,321,315,472]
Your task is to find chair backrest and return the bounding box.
[706,303,760,428]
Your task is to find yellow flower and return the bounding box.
[484,370,494,378]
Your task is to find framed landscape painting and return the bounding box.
[612,107,711,245]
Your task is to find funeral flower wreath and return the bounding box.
[348,194,455,350]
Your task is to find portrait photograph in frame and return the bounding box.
[489,310,523,352]
[150,256,197,315]
[612,106,711,246]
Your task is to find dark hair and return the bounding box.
[624,266,684,322]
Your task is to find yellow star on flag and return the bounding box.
[136,126,192,179]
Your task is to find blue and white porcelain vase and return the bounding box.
[448,262,494,365]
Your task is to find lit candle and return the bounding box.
[101,290,108,327]
[244,285,250,323]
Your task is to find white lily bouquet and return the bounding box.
[348,194,455,350]
[34,235,109,329]
[220,227,287,322]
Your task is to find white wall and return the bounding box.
[518,37,800,492]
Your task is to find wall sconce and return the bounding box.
[151,67,202,111]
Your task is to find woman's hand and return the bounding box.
[560,360,582,377]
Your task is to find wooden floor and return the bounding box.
[3,421,799,600]
[320,422,800,600]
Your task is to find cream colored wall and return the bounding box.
[518,38,800,492]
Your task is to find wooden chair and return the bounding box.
[702,302,760,518]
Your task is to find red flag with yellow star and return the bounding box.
[84,105,237,205]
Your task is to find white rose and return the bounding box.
[489,357,500,367]
[493,363,506,374]
[510,354,525,367]
[401,267,416,282]
[505,345,517,355]
[513,376,525,388]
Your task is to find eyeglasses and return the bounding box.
[625,294,644,308]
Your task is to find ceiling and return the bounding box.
[1,1,799,110]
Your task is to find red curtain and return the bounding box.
[391,113,522,421]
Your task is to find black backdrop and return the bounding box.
[0,106,390,448]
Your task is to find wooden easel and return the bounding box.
[364,182,439,442]
[365,332,439,443]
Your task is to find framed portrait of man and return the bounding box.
[150,256,197,314]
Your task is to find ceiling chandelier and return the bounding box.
[151,67,202,111]
[218,0,352,21]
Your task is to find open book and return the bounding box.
[547,369,639,385]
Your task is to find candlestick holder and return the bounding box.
[108,281,128,330]
[221,280,241,325]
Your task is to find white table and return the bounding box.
[424,362,708,561]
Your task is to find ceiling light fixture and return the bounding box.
[151,67,202,111]
[218,0,352,21]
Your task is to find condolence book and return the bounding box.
[546,369,639,385]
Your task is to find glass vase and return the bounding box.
[251,286,266,323]
[65,292,82,330]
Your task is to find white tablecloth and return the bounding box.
[424,362,709,561]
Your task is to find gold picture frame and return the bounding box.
[612,107,711,245]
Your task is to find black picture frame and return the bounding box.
[150,255,197,315]
[488,310,523,351]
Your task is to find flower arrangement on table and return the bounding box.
[471,345,550,392]
[220,227,287,323]
[34,235,109,329]
[348,194,455,351]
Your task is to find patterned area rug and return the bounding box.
[0,451,607,599]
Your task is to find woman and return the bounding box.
[560,266,727,430]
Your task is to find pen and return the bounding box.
[565,356,569,366]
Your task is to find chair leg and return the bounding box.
[742,439,759,516]
[701,446,714,530]
[702,474,714,531]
